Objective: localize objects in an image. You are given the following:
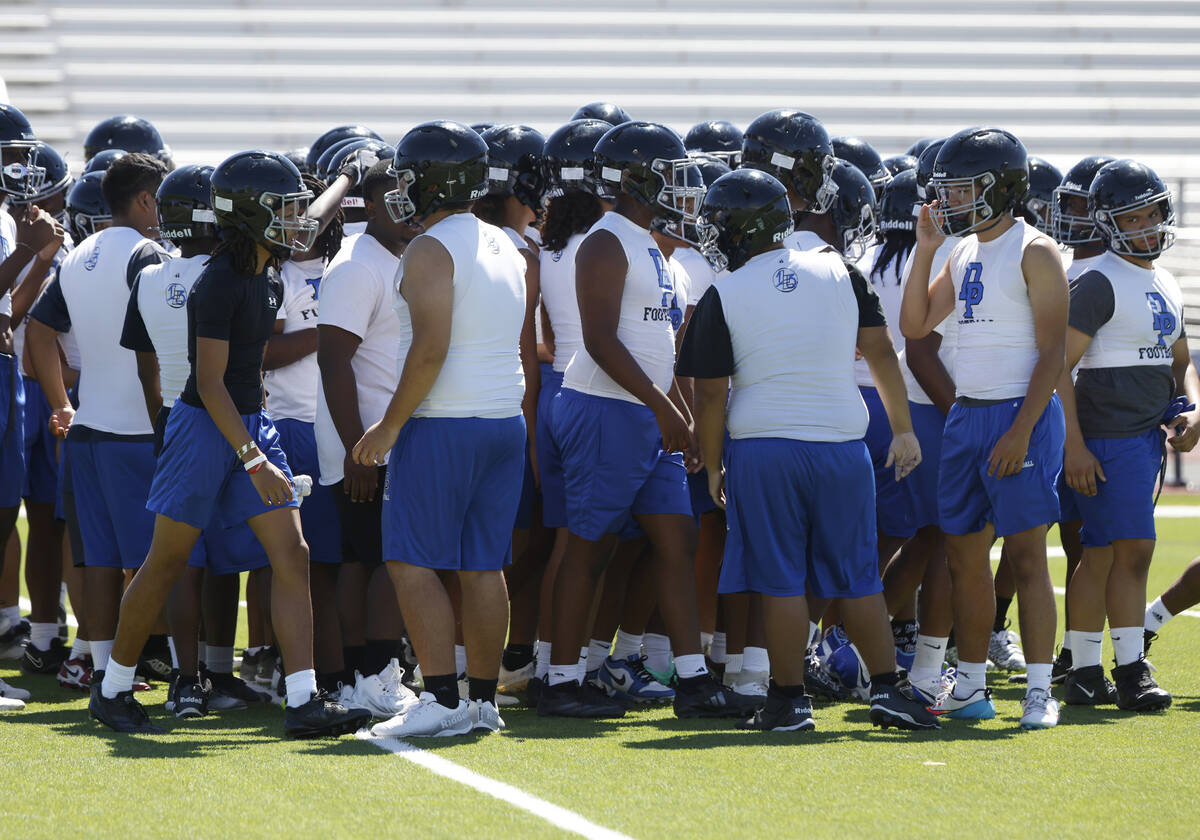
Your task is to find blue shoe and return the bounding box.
[598,655,674,703]
[929,686,996,720]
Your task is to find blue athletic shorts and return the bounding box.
[552,388,691,542]
[147,402,297,531]
[21,375,57,504]
[719,437,881,599]
[1075,429,1162,547]
[938,394,1065,537]
[1057,471,1080,523]
[383,415,526,571]
[514,443,538,530]
[536,364,566,529]
[187,521,269,575]
[0,355,25,509]
[688,468,719,520]
[67,428,155,569]
[863,388,946,537]
[274,418,341,564]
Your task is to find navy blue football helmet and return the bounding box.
[684,120,742,168]
[832,136,892,200]
[741,110,836,215]
[1021,156,1063,238]
[1089,159,1175,259]
[930,127,1028,236]
[155,164,216,241]
[1052,155,1117,246]
[84,115,170,165]
[65,172,112,242]
[481,124,547,210]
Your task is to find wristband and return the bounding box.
[244,453,268,473]
[236,441,258,459]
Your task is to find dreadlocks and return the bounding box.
[208,227,265,276]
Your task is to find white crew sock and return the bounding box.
[454,645,467,677]
[611,630,642,661]
[642,633,672,674]
[207,645,234,674]
[909,635,948,686]
[29,622,57,651]
[742,646,770,674]
[91,639,114,671]
[167,637,179,670]
[724,653,744,678]
[547,663,575,687]
[71,638,91,659]
[577,645,589,678]
[709,632,727,665]
[1060,633,1072,651]
[954,660,987,697]
[1068,630,1104,670]
[1110,626,1143,666]
[535,641,552,679]
[0,605,18,631]
[284,669,317,708]
[101,659,137,699]
[1026,662,1053,694]
[674,653,707,680]
[1145,597,1174,633]
[244,645,266,657]
[587,638,610,668]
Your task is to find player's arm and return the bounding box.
[353,235,452,467]
[0,206,61,298]
[134,351,163,425]
[905,332,955,415]
[693,377,728,506]
[1058,327,1103,495]
[1167,333,1200,452]
[262,318,317,370]
[538,299,555,364]
[27,273,72,436]
[988,237,1069,478]
[899,204,955,339]
[576,229,690,452]
[860,326,921,480]
[676,287,733,503]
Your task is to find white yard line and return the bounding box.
[357,732,636,840]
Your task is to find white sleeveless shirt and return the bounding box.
[1077,251,1184,370]
[540,232,585,374]
[136,254,207,407]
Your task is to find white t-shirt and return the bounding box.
[673,246,718,307]
[784,229,833,253]
[264,257,323,423]
[562,212,682,404]
[393,213,526,419]
[853,243,906,388]
[132,254,207,407]
[899,237,961,406]
[0,205,16,318]
[314,232,402,485]
[539,232,585,374]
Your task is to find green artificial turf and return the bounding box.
[2,513,1199,839]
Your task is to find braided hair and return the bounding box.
[207,226,265,276]
[541,191,604,253]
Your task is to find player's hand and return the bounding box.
[342,454,380,503]
[352,420,400,471]
[684,444,703,474]
[708,465,726,510]
[987,426,1031,478]
[653,400,692,454]
[16,205,59,255]
[339,148,379,189]
[1064,439,1106,497]
[49,405,74,439]
[249,461,295,506]
[886,431,922,481]
[915,203,946,251]
[1167,411,1200,453]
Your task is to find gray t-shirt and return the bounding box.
[1069,269,1182,438]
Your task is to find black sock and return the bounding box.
[343,645,367,677]
[467,676,498,705]
[994,597,1012,631]
[771,680,807,699]
[501,643,535,672]
[316,671,344,694]
[363,639,401,676]
[869,671,899,691]
[423,673,459,709]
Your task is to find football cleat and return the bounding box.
[255,647,278,687]
[370,693,471,738]
[909,667,956,707]
[1143,630,1157,656]
[928,686,996,719]
[599,655,674,703]
[869,678,941,730]
[740,689,815,732]
[497,661,535,696]
[1050,646,1072,684]
[1019,687,1060,730]
[0,675,31,702]
[987,622,1026,671]
[537,680,626,718]
[285,691,372,738]
[0,620,29,660]
[1112,657,1171,712]
[238,648,261,683]
[137,637,173,683]
[89,672,164,734]
[1062,665,1117,705]
[58,657,93,691]
[20,637,69,675]
[173,677,209,719]
[207,670,273,710]
[674,672,760,719]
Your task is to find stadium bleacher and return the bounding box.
[1,0,1198,308]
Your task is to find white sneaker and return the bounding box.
[910,669,956,706]
[1020,687,1060,730]
[458,675,518,706]
[988,625,1027,671]
[378,658,420,712]
[370,693,472,738]
[730,669,768,699]
[337,682,369,711]
[469,699,505,733]
[0,695,24,711]
[0,676,31,702]
[355,661,420,719]
[498,661,534,695]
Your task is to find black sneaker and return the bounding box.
[740,688,815,732]
[526,675,545,707]
[206,669,272,709]
[164,668,181,712]
[21,636,69,674]
[1112,657,1172,712]
[868,678,941,730]
[1063,664,1117,705]
[174,677,209,719]
[804,649,848,701]
[1144,630,1157,656]
[537,679,625,718]
[1050,646,1072,684]
[89,671,164,734]
[137,636,173,683]
[284,691,372,738]
[674,672,758,719]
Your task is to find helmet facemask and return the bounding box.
[651,160,707,248]
[840,201,878,261]
[1094,191,1176,260]
[384,167,419,224]
[1,142,47,200]
[931,172,999,236]
[1052,186,1100,246]
[258,189,318,255]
